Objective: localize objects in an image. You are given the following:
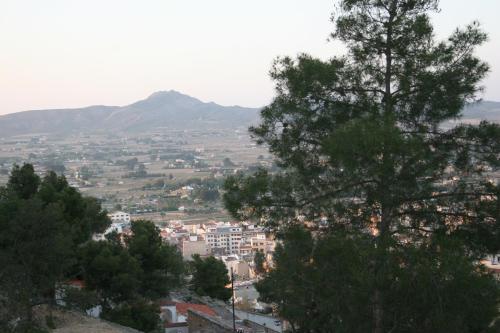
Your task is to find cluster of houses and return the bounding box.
[159,299,285,333]
[94,211,276,279]
[81,211,283,333]
[58,281,285,333]
[162,220,275,279]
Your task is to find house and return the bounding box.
[220,255,252,279]
[93,211,132,241]
[55,280,102,318]
[179,235,209,261]
[160,301,217,333]
[92,221,130,241]
[108,211,131,223]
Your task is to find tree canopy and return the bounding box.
[253,250,266,275]
[224,0,500,331]
[256,226,499,333]
[126,220,185,299]
[0,164,110,331]
[190,255,232,302]
[0,165,184,332]
[79,220,185,332]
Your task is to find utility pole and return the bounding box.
[231,267,236,332]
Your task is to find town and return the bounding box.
[0,126,284,332]
[2,0,500,332]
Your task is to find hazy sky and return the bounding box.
[1,0,499,115]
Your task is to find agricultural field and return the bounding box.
[0,128,269,224]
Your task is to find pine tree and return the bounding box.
[190,255,232,302]
[0,164,110,330]
[126,220,185,299]
[224,1,500,331]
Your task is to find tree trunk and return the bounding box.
[374,3,396,331]
[373,289,384,333]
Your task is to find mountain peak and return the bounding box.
[128,90,204,109]
[147,90,184,99]
[146,90,201,102]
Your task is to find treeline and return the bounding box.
[76,220,184,332]
[0,164,110,332]
[0,164,232,333]
[144,177,223,203]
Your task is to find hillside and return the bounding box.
[0,90,261,137]
[459,101,500,123]
[32,305,143,333]
[0,92,499,137]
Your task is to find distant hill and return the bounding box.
[0,92,498,137]
[440,101,500,129]
[0,90,261,137]
[458,101,500,123]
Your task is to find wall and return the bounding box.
[182,240,209,261]
[187,310,235,333]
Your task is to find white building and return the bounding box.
[205,223,242,255]
[92,211,131,241]
[250,234,275,254]
[92,222,129,241]
[220,255,252,279]
[108,211,131,223]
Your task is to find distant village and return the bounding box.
[0,131,287,333]
[100,211,275,282]
[65,210,283,333]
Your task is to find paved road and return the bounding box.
[233,309,283,333]
[234,284,259,301]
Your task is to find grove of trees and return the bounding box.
[77,220,184,331]
[0,164,185,333]
[0,164,109,332]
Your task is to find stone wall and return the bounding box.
[187,309,257,333]
[188,310,234,333]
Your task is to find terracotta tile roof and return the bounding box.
[66,279,85,289]
[176,303,216,317]
[159,299,176,306]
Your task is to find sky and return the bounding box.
[1,0,499,115]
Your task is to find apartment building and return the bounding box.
[205,224,242,255]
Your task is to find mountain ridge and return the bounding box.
[0,91,499,137]
[0,90,262,137]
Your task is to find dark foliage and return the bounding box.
[224,1,500,331]
[102,299,161,333]
[0,164,110,331]
[126,220,185,299]
[190,255,232,302]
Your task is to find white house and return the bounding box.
[108,211,131,223]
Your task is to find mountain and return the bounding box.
[458,101,500,123]
[0,90,261,137]
[0,91,499,137]
[440,101,500,129]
